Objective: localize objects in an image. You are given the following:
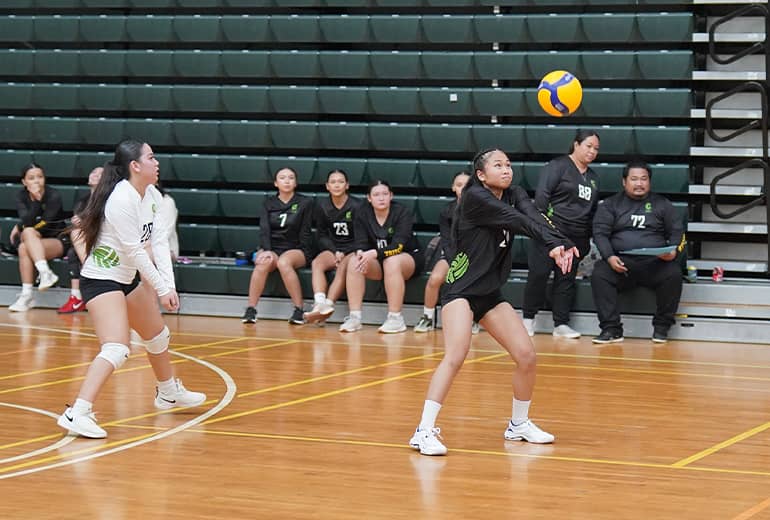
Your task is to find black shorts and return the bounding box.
[15,230,71,257]
[80,275,140,305]
[441,290,507,323]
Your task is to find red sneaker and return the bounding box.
[58,295,85,314]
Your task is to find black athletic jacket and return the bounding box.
[534,155,599,239]
[314,195,362,255]
[15,186,66,238]
[259,193,314,258]
[353,200,420,261]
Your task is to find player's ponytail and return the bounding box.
[79,139,145,255]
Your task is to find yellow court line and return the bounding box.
[0,433,61,451]
[204,352,506,426]
[672,421,770,467]
[731,496,770,520]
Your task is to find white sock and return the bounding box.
[350,310,362,319]
[72,289,82,299]
[157,377,177,395]
[72,398,93,416]
[34,260,52,274]
[419,400,442,431]
[388,312,402,319]
[325,298,334,306]
[423,307,434,319]
[314,292,326,305]
[21,283,33,296]
[512,398,531,426]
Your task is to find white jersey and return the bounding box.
[81,180,174,296]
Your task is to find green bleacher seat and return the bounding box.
[0,150,34,176]
[392,195,418,217]
[219,224,260,254]
[82,0,129,6]
[167,154,221,183]
[527,14,582,43]
[578,89,634,117]
[417,160,469,189]
[580,13,635,43]
[220,120,271,148]
[34,16,80,42]
[226,265,252,295]
[219,155,271,183]
[316,158,366,185]
[269,51,320,78]
[319,51,371,79]
[34,49,79,76]
[365,159,418,188]
[129,0,177,6]
[0,218,19,247]
[174,51,221,78]
[369,123,422,152]
[218,190,267,219]
[318,87,369,115]
[269,86,318,114]
[0,50,34,76]
[38,151,78,178]
[269,121,319,150]
[370,51,421,79]
[0,117,33,144]
[75,151,110,173]
[220,85,270,113]
[472,124,527,153]
[79,49,125,76]
[318,122,370,150]
[270,15,320,42]
[126,85,172,111]
[420,88,473,116]
[33,117,81,145]
[172,85,221,113]
[637,51,692,80]
[593,126,634,156]
[32,84,79,110]
[220,15,270,42]
[473,88,529,117]
[525,125,576,155]
[176,263,230,295]
[221,50,271,78]
[416,196,453,226]
[78,84,127,111]
[178,223,220,255]
[637,13,692,42]
[173,117,221,146]
[421,15,475,44]
[422,52,476,80]
[0,16,34,42]
[635,127,691,156]
[511,236,529,266]
[267,157,316,183]
[635,89,691,118]
[0,84,32,111]
[473,15,527,44]
[168,188,221,217]
[474,52,528,80]
[54,185,80,213]
[79,15,127,42]
[79,118,124,146]
[125,15,174,42]
[582,51,636,80]
[0,183,20,211]
[125,50,174,77]
[369,15,422,43]
[527,51,581,79]
[124,118,174,147]
[421,124,474,154]
[319,15,369,42]
[369,87,422,116]
[173,15,221,42]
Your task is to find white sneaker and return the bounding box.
[57,406,107,438]
[379,314,406,334]
[504,419,554,444]
[471,321,480,335]
[8,293,35,312]
[304,301,335,324]
[553,324,581,339]
[409,427,448,456]
[522,318,535,337]
[154,378,206,410]
[38,270,59,291]
[339,315,362,332]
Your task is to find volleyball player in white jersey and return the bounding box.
[57,139,205,439]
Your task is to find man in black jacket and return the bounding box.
[591,161,685,344]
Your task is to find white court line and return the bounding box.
[0,402,76,464]
[0,322,237,479]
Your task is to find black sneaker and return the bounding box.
[289,306,305,325]
[241,306,257,324]
[652,328,669,343]
[592,329,624,344]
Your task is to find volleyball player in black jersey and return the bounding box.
[304,169,362,324]
[409,149,577,456]
[241,167,314,325]
[339,179,423,334]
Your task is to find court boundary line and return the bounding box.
[0,402,76,464]
[731,496,770,520]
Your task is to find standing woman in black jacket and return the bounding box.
[522,129,600,338]
[9,163,69,312]
[241,167,314,325]
[339,179,423,334]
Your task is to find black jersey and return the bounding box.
[438,199,457,257]
[314,195,362,255]
[534,155,599,239]
[259,193,314,258]
[15,186,66,238]
[592,191,684,259]
[354,200,420,260]
[444,183,573,299]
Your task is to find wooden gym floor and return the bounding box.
[1,309,770,519]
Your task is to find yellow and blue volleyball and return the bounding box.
[537,70,583,117]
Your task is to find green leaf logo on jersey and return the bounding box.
[92,246,120,269]
[590,179,597,189]
[291,203,299,213]
[387,226,394,234]
[151,203,157,214]
[645,202,652,212]
[546,204,554,218]
[345,210,352,221]
[446,252,470,284]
